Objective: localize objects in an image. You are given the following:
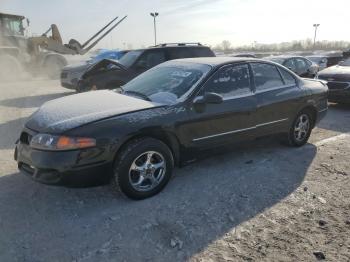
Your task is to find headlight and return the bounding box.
[30,134,96,151]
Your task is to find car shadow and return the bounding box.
[0,139,316,261]
[316,103,350,133]
[0,92,74,109]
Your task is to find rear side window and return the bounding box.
[203,64,251,98]
[284,59,297,72]
[279,68,296,85]
[251,63,284,91]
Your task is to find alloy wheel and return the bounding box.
[294,114,310,142]
[128,151,166,192]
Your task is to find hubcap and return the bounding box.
[128,151,166,192]
[294,114,310,142]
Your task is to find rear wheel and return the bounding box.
[285,110,313,147]
[112,138,174,200]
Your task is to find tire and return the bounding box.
[112,138,174,200]
[285,109,314,147]
[0,55,22,81]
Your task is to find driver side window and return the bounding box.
[202,64,252,98]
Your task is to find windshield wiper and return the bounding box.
[123,90,151,101]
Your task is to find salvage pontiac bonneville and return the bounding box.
[15,57,328,199]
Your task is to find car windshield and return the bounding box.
[121,62,211,104]
[118,50,143,67]
[340,58,350,66]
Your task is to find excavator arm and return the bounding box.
[29,15,127,55]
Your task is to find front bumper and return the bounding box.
[15,142,113,186]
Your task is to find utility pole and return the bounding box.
[313,24,320,48]
[150,12,159,46]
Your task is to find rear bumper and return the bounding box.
[316,107,328,125]
[328,89,350,103]
[15,143,113,186]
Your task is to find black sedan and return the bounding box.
[15,57,328,199]
[317,58,350,104]
[266,56,319,78]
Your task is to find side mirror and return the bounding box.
[193,92,223,105]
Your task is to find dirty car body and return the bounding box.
[317,58,350,104]
[266,56,319,78]
[76,44,216,92]
[15,57,328,199]
[60,50,128,90]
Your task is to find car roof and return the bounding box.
[131,45,211,52]
[267,55,306,59]
[168,57,260,66]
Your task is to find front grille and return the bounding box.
[326,81,350,90]
[20,132,32,145]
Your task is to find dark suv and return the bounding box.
[76,43,215,92]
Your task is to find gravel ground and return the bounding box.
[0,80,349,262]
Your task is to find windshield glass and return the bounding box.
[122,62,211,104]
[2,18,24,36]
[118,50,143,67]
[340,58,350,66]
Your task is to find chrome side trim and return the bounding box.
[192,126,256,142]
[318,107,328,113]
[254,84,296,94]
[192,118,289,142]
[256,118,289,127]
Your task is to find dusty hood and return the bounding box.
[62,62,90,72]
[318,65,350,76]
[26,90,160,133]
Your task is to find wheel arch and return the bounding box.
[115,129,181,166]
[299,105,318,127]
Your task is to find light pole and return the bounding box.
[313,23,320,48]
[150,12,159,46]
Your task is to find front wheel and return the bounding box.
[112,138,174,200]
[285,110,313,147]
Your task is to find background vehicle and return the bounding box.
[306,55,328,70]
[317,58,350,104]
[232,53,257,58]
[75,43,215,92]
[0,12,126,79]
[60,49,129,89]
[15,57,328,199]
[266,55,319,78]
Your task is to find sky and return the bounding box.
[1,0,350,50]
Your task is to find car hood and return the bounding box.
[62,62,90,72]
[26,90,161,133]
[318,65,350,76]
[82,59,127,78]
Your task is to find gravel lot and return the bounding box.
[0,80,349,262]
